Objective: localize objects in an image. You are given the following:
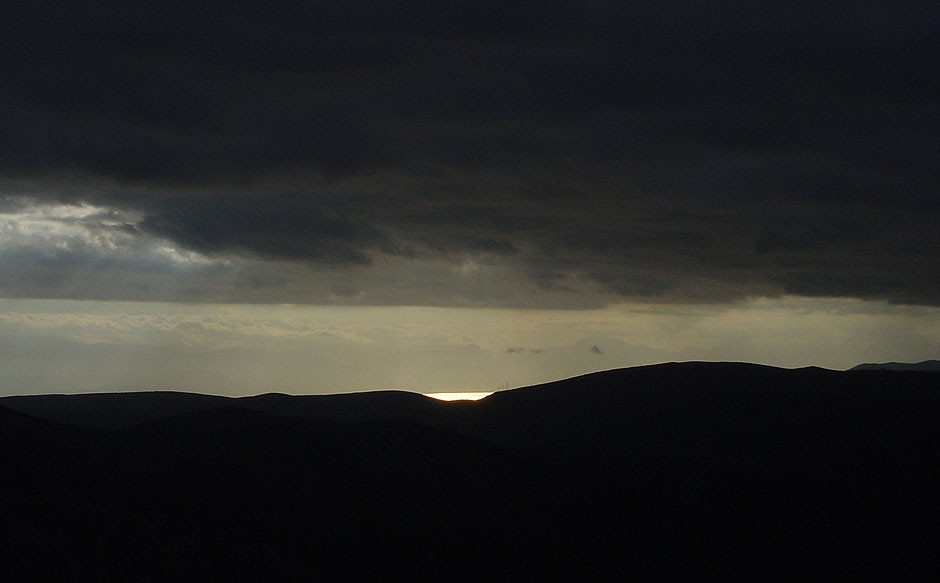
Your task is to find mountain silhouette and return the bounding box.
[3,362,940,579]
[851,359,940,371]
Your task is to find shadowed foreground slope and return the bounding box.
[3,363,940,579]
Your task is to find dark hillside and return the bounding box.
[0,391,230,430]
[3,363,940,579]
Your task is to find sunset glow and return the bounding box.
[424,392,494,401]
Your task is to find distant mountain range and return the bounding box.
[851,359,940,371]
[3,362,940,579]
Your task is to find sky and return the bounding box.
[2,2,938,395]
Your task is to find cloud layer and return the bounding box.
[3,2,938,306]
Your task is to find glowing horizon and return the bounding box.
[424,392,494,401]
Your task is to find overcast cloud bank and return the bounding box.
[2,2,937,307]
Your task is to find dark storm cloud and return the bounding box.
[136,194,391,264]
[2,1,939,305]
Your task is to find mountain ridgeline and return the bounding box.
[2,362,939,579]
[851,359,940,371]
